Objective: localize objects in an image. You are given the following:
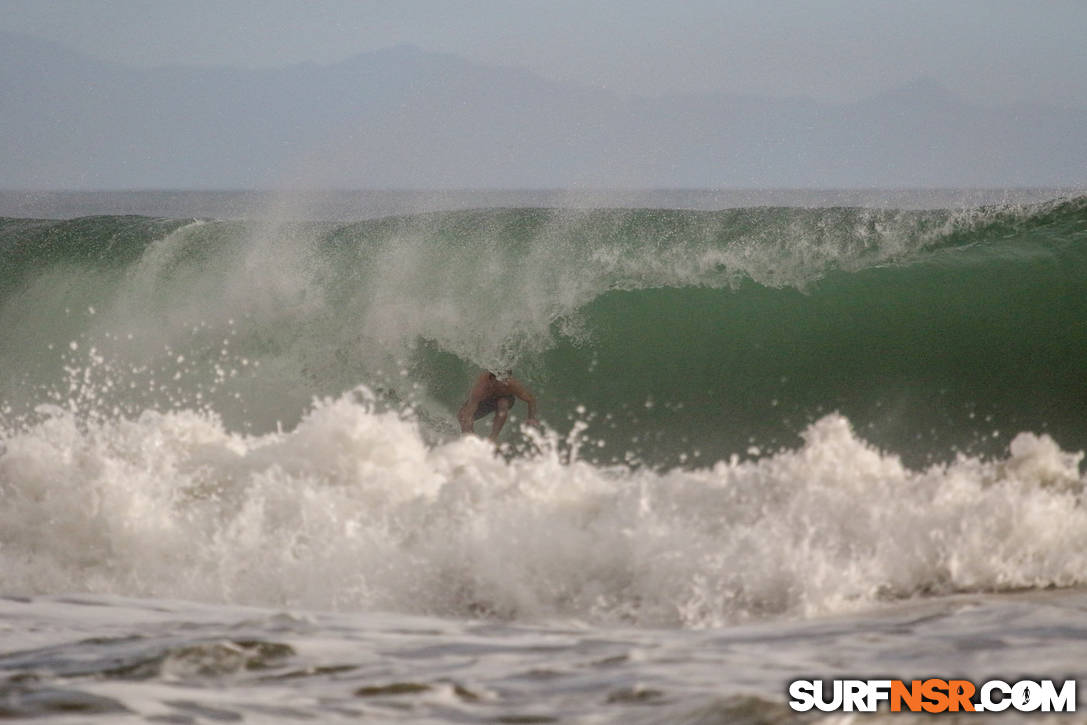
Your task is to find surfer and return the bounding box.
[457,370,539,442]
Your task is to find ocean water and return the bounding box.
[2,190,1086,722]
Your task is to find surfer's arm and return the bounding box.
[509,380,539,426]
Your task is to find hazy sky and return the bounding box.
[2,0,1085,108]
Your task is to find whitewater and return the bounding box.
[1,190,1086,722]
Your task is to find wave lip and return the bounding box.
[5,196,1087,467]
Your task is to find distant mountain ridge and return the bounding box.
[2,30,1084,189]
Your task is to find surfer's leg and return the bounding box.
[488,396,514,441]
[457,398,481,433]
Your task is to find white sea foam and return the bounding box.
[1,389,1083,628]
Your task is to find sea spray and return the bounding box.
[2,197,1085,467]
[1,387,1085,627]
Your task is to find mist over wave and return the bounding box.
[2,196,1085,464]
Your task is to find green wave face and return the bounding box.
[2,196,1085,468]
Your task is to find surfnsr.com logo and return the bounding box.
[788,679,1076,713]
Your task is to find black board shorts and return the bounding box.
[473,395,515,421]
